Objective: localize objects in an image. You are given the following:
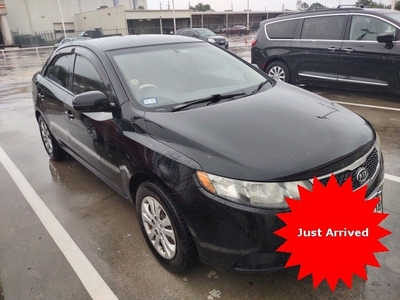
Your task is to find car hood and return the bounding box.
[211,35,226,40]
[144,82,375,181]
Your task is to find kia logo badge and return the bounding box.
[356,167,369,183]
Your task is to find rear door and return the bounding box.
[338,14,400,91]
[36,51,75,145]
[289,14,347,84]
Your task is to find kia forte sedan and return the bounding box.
[32,35,384,273]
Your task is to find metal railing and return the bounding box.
[1,46,54,63]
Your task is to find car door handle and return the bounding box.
[327,47,339,51]
[38,92,45,99]
[342,48,354,53]
[65,110,75,119]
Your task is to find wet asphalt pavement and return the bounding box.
[0,36,399,300]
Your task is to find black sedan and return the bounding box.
[175,27,228,49]
[32,35,384,273]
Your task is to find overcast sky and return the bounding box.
[147,0,394,11]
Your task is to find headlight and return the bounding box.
[196,171,311,208]
[208,38,216,43]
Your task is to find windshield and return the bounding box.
[196,28,216,37]
[382,11,400,24]
[110,42,269,111]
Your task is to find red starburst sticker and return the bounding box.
[274,175,391,291]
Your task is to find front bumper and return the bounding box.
[173,153,384,273]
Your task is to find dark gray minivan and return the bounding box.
[251,7,400,93]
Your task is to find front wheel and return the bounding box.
[266,61,290,83]
[136,181,197,273]
[38,115,66,160]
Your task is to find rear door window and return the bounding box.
[301,15,346,40]
[46,54,74,89]
[266,19,298,39]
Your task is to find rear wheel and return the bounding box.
[38,115,66,160]
[266,61,290,83]
[136,181,197,273]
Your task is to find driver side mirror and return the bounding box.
[377,33,394,45]
[73,91,113,112]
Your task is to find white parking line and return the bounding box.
[334,101,400,112]
[0,146,118,300]
[385,173,400,184]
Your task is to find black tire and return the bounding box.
[265,61,291,83]
[136,181,197,273]
[38,115,66,161]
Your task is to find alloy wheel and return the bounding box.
[268,66,286,81]
[40,120,53,154]
[141,196,177,259]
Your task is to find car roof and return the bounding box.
[273,7,399,20]
[69,34,201,52]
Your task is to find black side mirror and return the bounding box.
[377,33,394,45]
[73,91,112,112]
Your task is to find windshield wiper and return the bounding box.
[169,92,246,112]
[251,80,271,95]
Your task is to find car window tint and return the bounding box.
[301,15,346,40]
[181,30,190,36]
[72,55,106,95]
[266,19,298,39]
[181,30,196,37]
[349,16,396,41]
[46,54,74,89]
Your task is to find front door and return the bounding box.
[338,14,400,91]
[65,49,123,191]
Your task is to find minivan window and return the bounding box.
[301,15,346,40]
[266,19,298,39]
[349,15,396,41]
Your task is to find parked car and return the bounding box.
[210,25,226,33]
[32,35,384,273]
[78,29,122,38]
[175,27,228,49]
[251,7,400,93]
[225,25,250,35]
[54,36,91,48]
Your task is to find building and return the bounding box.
[0,0,12,45]
[0,0,287,47]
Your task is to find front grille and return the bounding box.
[319,148,379,190]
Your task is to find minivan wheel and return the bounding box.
[266,61,290,83]
[38,115,66,160]
[136,181,197,273]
